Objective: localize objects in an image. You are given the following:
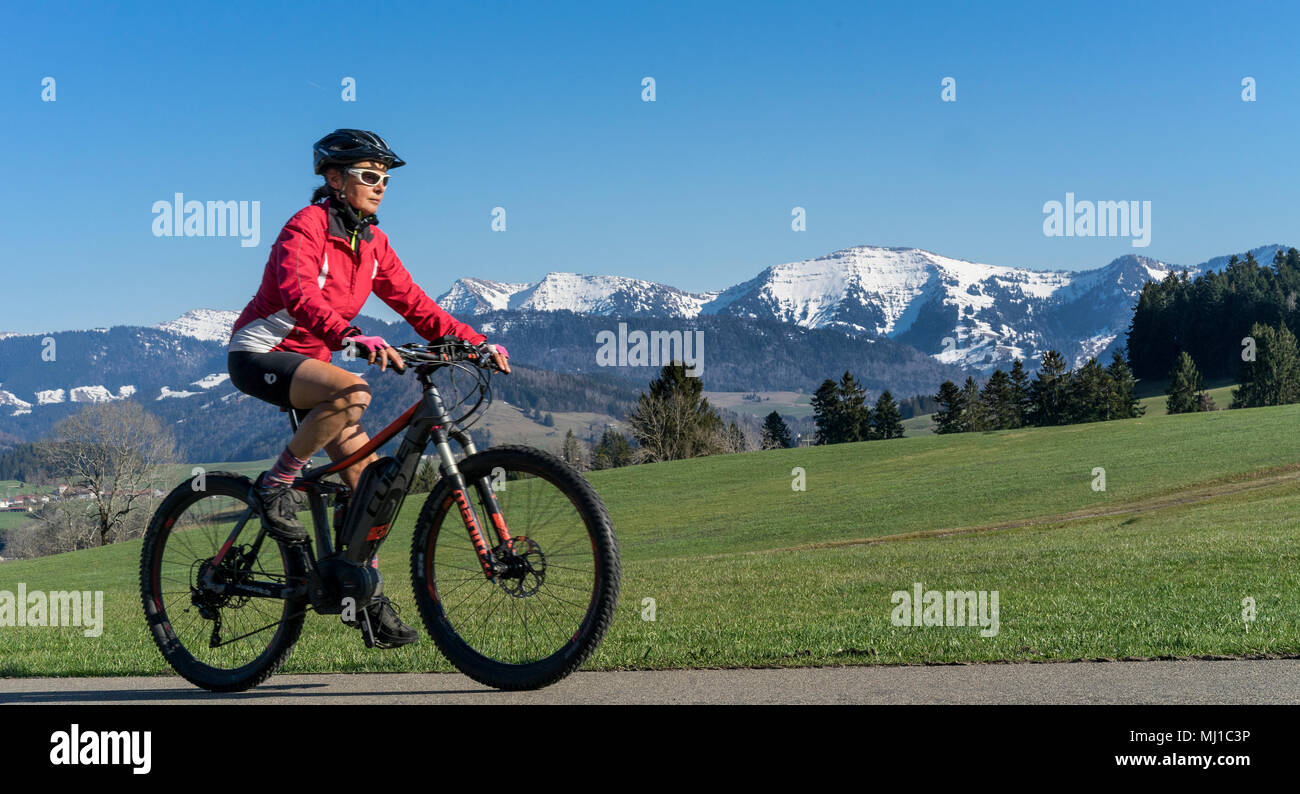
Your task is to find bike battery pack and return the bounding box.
[338,455,406,559]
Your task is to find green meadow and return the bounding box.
[2,402,1299,676]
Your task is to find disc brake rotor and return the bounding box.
[494,536,546,598]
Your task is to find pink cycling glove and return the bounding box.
[344,333,389,357]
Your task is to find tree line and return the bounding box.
[1127,247,1300,380]
[932,351,1142,433]
[809,372,905,444]
[1164,320,1300,413]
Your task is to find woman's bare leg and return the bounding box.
[286,358,378,490]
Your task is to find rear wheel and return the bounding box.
[410,446,620,690]
[140,472,307,692]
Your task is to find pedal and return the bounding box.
[358,606,378,649]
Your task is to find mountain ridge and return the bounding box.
[436,244,1290,371]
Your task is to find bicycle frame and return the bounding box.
[206,363,513,605]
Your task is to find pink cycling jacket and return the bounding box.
[227,200,484,361]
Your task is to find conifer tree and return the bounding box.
[811,379,843,445]
[960,376,985,431]
[1166,351,1205,414]
[592,428,634,469]
[1009,359,1032,427]
[1233,322,1300,408]
[1030,350,1070,426]
[979,369,1015,430]
[1068,357,1109,423]
[760,411,793,449]
[1105,351,1144,418]
[872,390,905,439]
[837,371,872,442]
[933,381,966,434]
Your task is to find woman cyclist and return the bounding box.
[225,128,509,648]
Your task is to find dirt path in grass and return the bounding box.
[768,463,1300,555]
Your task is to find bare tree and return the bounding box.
[10,501,100,557]
[34,400,178,548]
[561,429,590,472]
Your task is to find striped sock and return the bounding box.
[260,447,311,488]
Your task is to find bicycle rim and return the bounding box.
[147,489,299,675]
[424,460,606,668]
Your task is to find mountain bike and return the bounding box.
[139,338,621,692]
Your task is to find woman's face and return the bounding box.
[327,160,388,216]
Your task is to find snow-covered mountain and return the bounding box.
[1188,244,1287,276]
[136,244,1290,374]
[0,311,964,461]
[440,273,719,317]
[155,309,238,343]
[718,246,1175,370]
[439,246,1201,371]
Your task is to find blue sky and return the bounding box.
[3,0,1297,333]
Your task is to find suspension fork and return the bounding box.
[434,426,512,579]
[458,431,514,551]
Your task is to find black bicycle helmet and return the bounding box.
[312,128,406,174]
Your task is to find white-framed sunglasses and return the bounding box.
[346,167,391,187]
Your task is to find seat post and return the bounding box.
[284,405,307,433]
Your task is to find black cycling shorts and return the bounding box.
[227,350,311,415]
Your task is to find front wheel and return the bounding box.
[410,445,620,690]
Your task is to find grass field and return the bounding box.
[704,391,813,419]
[0,512,37,532]
[901,413,935,436]
[2,402,1300,676]
[901,378,1241,434]
[1137,379,1238,416]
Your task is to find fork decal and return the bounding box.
[452,489,494,577]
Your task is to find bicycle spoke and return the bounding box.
[427,461,607,666]
[146,488,298,679]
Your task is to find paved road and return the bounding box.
[3,659,1298,704]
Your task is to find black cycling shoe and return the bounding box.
[251,475,309,544]
[344,594,419,649]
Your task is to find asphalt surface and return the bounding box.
[3,659,1299,704]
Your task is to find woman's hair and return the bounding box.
[310,165,341,203]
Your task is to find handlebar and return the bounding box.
[344,338,501,430]
[389,339,508,372]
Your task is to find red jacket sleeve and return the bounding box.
[371,236,486,345]
[272,208,357,349]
